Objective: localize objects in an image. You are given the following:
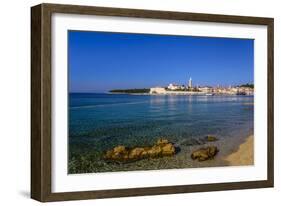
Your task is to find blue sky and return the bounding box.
[68,30,254,93]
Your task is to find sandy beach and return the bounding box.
[224,135,254,166]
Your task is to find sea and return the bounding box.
[68,93,254,174]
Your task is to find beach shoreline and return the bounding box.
[224,135,254,166]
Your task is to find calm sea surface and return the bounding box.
[68,93,254,173]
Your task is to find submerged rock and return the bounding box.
[103,139,176,162]
[191,146,219,161]
[181,138,205,146]
[205,135,218,142]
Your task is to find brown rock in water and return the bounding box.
[156,138,169,145]
[104,145,128,160]
[161,143,176,155]
[113,145,126,154]
[191,146,219,161]
[103,139,176,162]
[147,145,162,157]
[129,147,145,159]
[205,135,218,142]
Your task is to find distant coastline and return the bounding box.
[108,82,254,96]
[109,88,150,94]
[69,92,254,97]
[108,89,254,96]
[109,89,205,95]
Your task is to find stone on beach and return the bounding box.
[191,146,219,161]
[103,139,176,162]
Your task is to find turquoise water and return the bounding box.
[68,93,254,173]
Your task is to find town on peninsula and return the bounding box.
[109,77,254,96]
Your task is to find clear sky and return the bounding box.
[68,30,254,93]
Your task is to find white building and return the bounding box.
[199,86,212,93]
[150,87,166,94]
[188,77,192,88]
[167,83,180,90]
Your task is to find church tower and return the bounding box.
[188,77,192,88]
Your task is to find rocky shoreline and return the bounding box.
[103,136,220,163]
[103,139,176,162]
[69,133,253,173]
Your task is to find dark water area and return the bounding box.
[68,93,254,173]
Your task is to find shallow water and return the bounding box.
[68,93,254,173]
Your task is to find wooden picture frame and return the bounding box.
[31,3,274,202]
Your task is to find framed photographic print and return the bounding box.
[31,3,274,202]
